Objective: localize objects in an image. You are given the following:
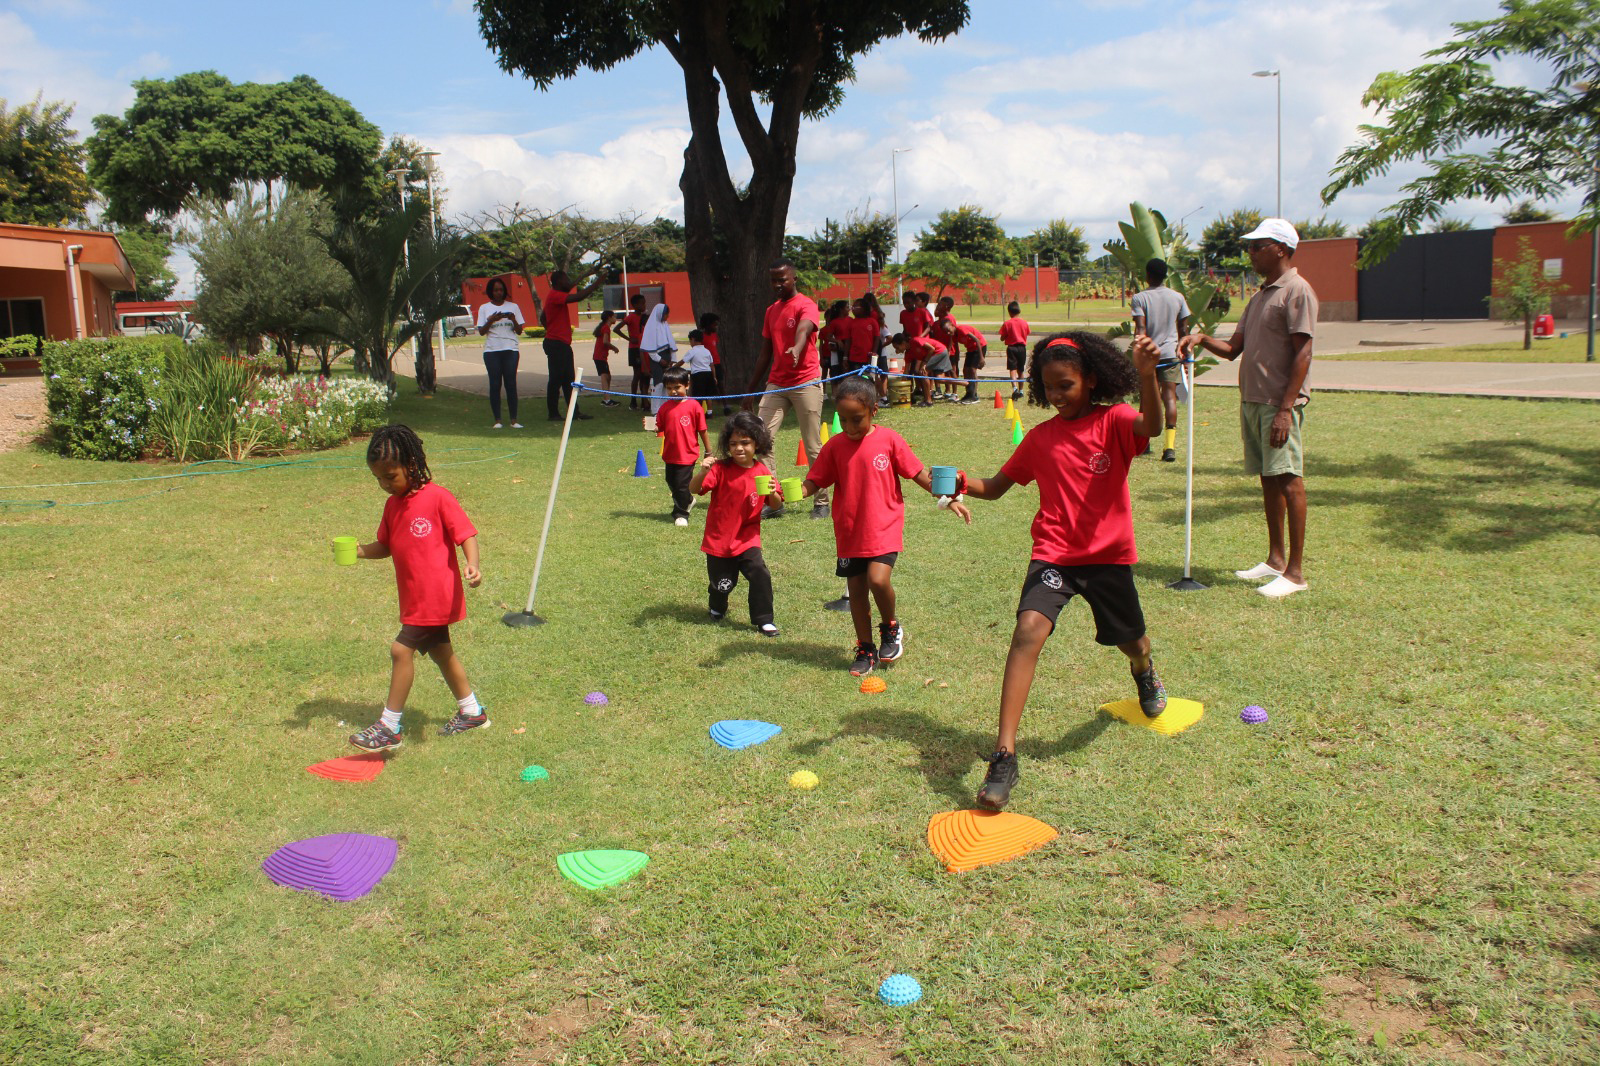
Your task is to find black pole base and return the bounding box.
[1166,577,1208,591]
[502,610,547,628]
[823,595,851,612]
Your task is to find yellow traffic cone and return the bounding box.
[820,423,831,445]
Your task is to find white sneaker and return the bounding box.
[1234,562,1283,582]
[1258,575,1308,599]
[492,422,503,430]
[673,517,689,527]
[511,422,524,429]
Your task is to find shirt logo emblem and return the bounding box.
[749,491,761,507]
[872,453,890,471]
[679,414,690,427]
[1041,568,1063,590]
[409,517,433,537]
[1089,452,1112,474]
[715,577,735,592]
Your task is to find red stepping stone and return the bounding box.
[306,753,387,782]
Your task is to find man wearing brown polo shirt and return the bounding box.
[1179,218,1315,598]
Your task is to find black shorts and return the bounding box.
[395,624,451,652]
[1017,561,1145,646]
[836,552,898,578]
[594,359,611,375]
[1006,344,1028,372]
[628,347,643,368]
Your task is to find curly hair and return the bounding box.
[366,424,431,487]
[717,411,771,458]
[1027,331,1139,408]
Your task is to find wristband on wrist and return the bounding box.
[955,470,968,496]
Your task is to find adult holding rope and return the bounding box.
[744,259,828,520]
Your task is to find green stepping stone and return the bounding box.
[557,849,649,890]
[520,765,550,782]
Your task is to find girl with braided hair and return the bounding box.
[342,424,488,751]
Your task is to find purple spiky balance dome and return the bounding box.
[262,833,397,901]
[584,691,609,706]
[1240,705,1269,725]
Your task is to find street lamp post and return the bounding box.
[1253,70,1281,217]
[421,151,446,364]
[386,167,415,368]
[892,148,912,300]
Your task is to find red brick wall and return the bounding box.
[1292,237,1358,321]
[1492,221,1592,318]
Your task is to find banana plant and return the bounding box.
[1103,202,1224,343]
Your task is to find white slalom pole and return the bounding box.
[504,369,583,627]
[1168,358,1207,591]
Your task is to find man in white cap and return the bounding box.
[1179,218,1315,598]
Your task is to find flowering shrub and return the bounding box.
[237,376,391,452]
[41,336,181,460]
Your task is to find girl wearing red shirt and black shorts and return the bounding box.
[799,376,971,675]
[959,332,1170,810]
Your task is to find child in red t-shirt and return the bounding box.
[891,332,950,407]
[345,425,486,752]
[800,376,971,675]
[620,294,647,411]
[931,296,961,400]
[691,411,784,635]
[699,311,732,415]
[959,332,1168,810]
[657,364,711,527]
[998,301,1031,400]
[592,309,620,406]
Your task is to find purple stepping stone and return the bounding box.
[1240,705,1269,725]
[262,833,398,901]
[584,691,609,706]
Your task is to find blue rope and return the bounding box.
[575,366,874,401]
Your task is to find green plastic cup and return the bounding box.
[332,536,358,566]
[754,474,773,496]
[781,477,805,503]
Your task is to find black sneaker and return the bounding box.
[575,412,593,421]
[877,620,904,662]
[849,641,878,676]
[811,503,830,520]
[1133,662,1167,718]
[912,399,933,408]
[1011,387,1023,400]
[958,395,980,405]
[709,609,725,622]
[976,750,1019,810]
[760,506,783,521]
[440,709,490,735]
[1161,448,1176,462]
[350,722,402,752]
[601,399,620,407]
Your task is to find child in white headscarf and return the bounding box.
[640,303,677,414]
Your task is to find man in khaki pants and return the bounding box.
[1180,218,1316,598]
[745,259,829,519]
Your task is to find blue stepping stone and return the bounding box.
[709,719,781,750]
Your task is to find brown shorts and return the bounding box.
[395,624,451,652]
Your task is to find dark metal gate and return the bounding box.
[1357,229,1495,320]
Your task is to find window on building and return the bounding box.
[1,298,47,339]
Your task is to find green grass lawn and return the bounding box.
[1,383,1596,1064]
[1321,331,1600,363]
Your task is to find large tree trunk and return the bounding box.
[415,327,437,394]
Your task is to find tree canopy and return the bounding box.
[1019,219,1089,269]
[917,205,1015,269]
[87,72,382,224]
[1200,208,1265,268]
[1502,199,1556,223]
[0,94,92,227]
[475,0,969,383]
[1321,0,1600,264]
[109,224,179,302]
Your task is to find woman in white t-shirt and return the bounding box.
[476,277,526,428]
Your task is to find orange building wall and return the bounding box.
[1492,221,1592,318]
[1291,237,1359,321]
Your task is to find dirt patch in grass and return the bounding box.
[1182,904,1255,929]
[0,378,47,452]
[502,996,604,1065]
[1316,968,1488,1062]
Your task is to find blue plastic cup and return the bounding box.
[930,466,958,496]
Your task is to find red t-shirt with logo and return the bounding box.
[593,322,613,361]
[704,332,721,366]
[999,404,1146,565]
[376,482,478,626]
[847,316,878,362]
[999,316,1030,346]
[697,459,771,557]
[657,397,707,465]
[806,426,923,557]
[624,311,642,350]
[763,293,821,387]
[543,288,575,343]
[899,308,926,339]
[932,313,958,347]
[956,324,987,350]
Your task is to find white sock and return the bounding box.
[380,707,402,732]
[457,693,482,717]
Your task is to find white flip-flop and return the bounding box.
[1258,575,1308,599]
[1235,562,1284,581]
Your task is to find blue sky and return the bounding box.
[3,0,1561,296]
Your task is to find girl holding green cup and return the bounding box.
[690,412,784,635]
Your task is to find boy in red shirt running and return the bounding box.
[799,376,971,675]
[657,364,711,527]
[998,301,1031,400]
[619,294,648,411]
[692,411,784,635]
[346,425,487,752]
[959,332,1169,810]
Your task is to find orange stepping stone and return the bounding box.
[859,676,887,693]
[927,809,1059,873]
[306,753,387,782]
[1099,697,1204,737]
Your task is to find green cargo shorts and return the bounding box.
[1240,401,1303,477]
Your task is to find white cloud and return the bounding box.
[0,12,145,122]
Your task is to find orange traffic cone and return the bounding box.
[795,439,810,467]
[993,389,1004,409]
